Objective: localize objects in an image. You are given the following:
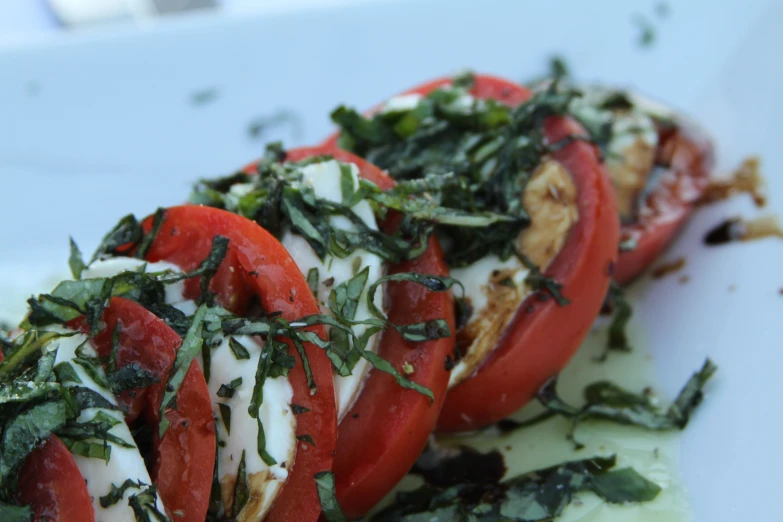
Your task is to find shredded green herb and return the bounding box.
[315,471,349,522]
[333,76,576,270]
[158,305,207,438]
[0,502,33,522]
[372,454,660,521]
[502,359,717,449]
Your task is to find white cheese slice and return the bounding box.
[281,159,385,421]
[50,330,166,522]
[199,336,295,520]
[82,257,297,520]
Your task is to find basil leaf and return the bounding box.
[217,377,243,399]
[233,451,250,517]
[218,403,232,435]
[0,502,33,522]
[106,363,158,395]
[373,454,661,521]
[68,237,86,280]
[521,359,717,448]
[590,467,661,503]
[159,305,206,438]
[91,214,144,263]
[0,401,67,483]
[100,479,144,508]
[134,208,166,260]
[315,471,348,522]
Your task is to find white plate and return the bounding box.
[1,1,781,520]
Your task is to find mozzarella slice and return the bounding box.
[382,93,423,113]
[281,159,385,421]
[82,257,197,315]
[82,258,297,520]
[51,330,166,522]
[448,160,578,388]
[200,336,295,521]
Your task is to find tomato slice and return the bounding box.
[241,146,454,518]
[323,75,619,432]
[614,121,714,285]
[85,297,215,522]
[17,436,95,522]
[139,205,337,522]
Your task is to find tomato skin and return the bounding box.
[438,112,618,431]
[614,123,714,285]
[87,297,216,522]
[323,75,618,432]
[140,205,337,522]
[250,146,453,518]
[17,436,95,522]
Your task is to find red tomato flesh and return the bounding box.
[140,205,337,522]
[614,122,714,285]
[17,436,95,522]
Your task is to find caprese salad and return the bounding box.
[0,70,726,522]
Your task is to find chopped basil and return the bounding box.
[297,434,316,447]
[127,485,171,522]
[218,403,232,435]
[333,78,576,269]
[228,336,251,360]
[68,237,86,279]
[291,403,309,414]
[217,377,243,399]
[372,455,660,521]
[106,362,158,395]
[248,324,283,466]
[90,214,145,263]
[232,451,250,517]
[134,208,166,260]
[0,502,33,522]
[57,410,134,451]
[60,437,112,462]
[54,361,82,384]
[508,359,717,448]
[100,478,144,508]
[189,145,508,265]
[159,305,207,438]
[315,471,348,522]
[549,55,570,80]
[307,267,319,298]
[596,282,633,362]
[365,272,459,343]
[0,401,67,484]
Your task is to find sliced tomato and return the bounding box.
[324,75,619,432]
[17,436,95,522]
[85,297,216,522]
[242,146,455,518]
[614,122,714,285]
[139,205,337,522]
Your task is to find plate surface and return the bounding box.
[1,1,781,520]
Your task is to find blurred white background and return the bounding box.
[0,0,369,46]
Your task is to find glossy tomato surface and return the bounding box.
[17,436,95,522]
[140,205,337,522]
